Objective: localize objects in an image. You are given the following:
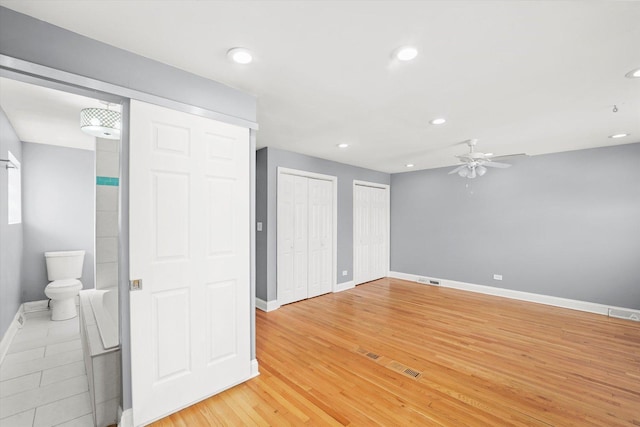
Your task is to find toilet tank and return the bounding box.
[45,250,85,281]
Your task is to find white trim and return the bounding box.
[353,181,391,285]
[276,167,338,298]
[0,304,24,364]
[118,408,133,427]
[335,281,355,293]
[388,271,640,316]
[255,298,281,312]
[250,359,260,378]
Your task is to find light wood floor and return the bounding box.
[151,278,640,426]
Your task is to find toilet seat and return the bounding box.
[47,279,82,289]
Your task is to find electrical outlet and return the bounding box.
[342,270,348,276]
[256,222,263,231]
[493,274,503,281]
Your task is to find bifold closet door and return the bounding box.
[277,174,308,306]
[307,178,332,298]
[354,184,388,285]
[277,174,332,305]
[129,100,250,426]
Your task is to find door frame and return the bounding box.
[277,167,338,304]
[353,180,391,284]
[0,54,259,422]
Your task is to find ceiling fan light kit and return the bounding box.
[449,139,512,179]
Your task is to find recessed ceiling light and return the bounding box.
[405,163,415,168]
[625,68,640,78]
[337,143,349,148]
[609,133,629,139]
[227,47,253,64]
[430,118,446,125]
[394,46,418,61]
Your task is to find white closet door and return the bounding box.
[277,173,296,305]
[308,178,332,298]
[292,176,309,302]
[129,100,250,426]
[354,184,388,285]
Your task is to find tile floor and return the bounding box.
[0,310,94,427]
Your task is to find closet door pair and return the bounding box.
[277,173,333,305]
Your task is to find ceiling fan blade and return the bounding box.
[448,165,467,174]
[490,153,527,160]
[484,161,511,168]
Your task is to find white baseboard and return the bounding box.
[118,408,133,427]
[250,358,260,378]
[388,271,640,317]
[23,299,49,314]
[335,280,355,292]
[0,305,24,365]
[255,298,280,312]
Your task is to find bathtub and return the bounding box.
[89,287,119,350]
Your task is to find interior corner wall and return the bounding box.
[255,148,268,301]
[22,142,95,302]
[261,147,390,302]
[0,108,23,338]
[390,142,640,310]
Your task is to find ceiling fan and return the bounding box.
[448,139,512,179]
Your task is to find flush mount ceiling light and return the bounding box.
[405,163,415,168]
[80,107,121,140]
[609,133,629,139]
[430,118,446,125]
[393,46,418,61]
[227,47,253,64]
[625,68,640,78]
[337,143,349,148]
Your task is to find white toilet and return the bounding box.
[44,250,85,321]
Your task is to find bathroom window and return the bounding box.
[7,151,21,224]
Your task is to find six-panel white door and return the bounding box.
[277,173,333,305]
[129,100,251,426]
[354,184,389,285]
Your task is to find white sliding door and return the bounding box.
[129,100,251,426]
[354,182,389,285]
[277,169,335,305]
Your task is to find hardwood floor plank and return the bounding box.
[152,278,640,426]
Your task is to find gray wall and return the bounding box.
[0,8,255,124]
[0,108,23,338]
[0,7,256,411]
[22,142,95,302]
[391,143,640,309]
[257,147,390,302]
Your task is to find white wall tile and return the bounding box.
[95,186,118,212]
[95,397,119,427]
[96,263,118,289]
[96,138,119,153]
[96,237,118,263]
[96,152,119,178]
[92,352,121,403]
[96,211,118,237]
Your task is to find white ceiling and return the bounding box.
[0,77,121,151]
[1,1,639,173]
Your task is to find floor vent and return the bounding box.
[608,308,640,322]
[403,368,421,378]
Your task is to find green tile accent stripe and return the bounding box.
[96,176,119,186]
